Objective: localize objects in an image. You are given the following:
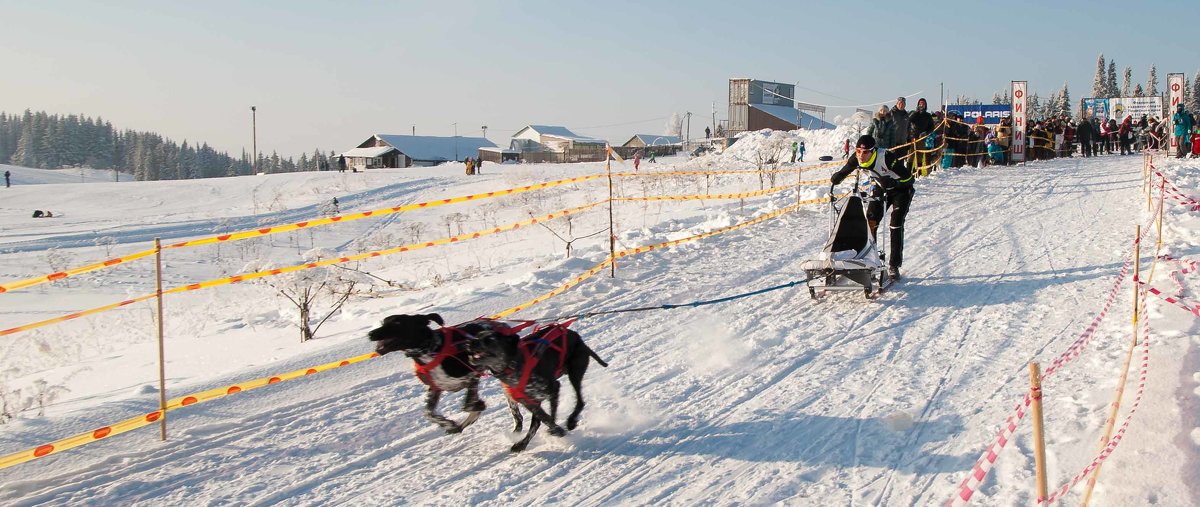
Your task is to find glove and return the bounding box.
[877,176,898,189]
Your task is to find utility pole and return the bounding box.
[712,102,717,140]
[940,82,944,112]
[481,125,487,140]
[685,112,691,153]
[250,106,257,174]
[411,124,415,136]
[452,122,458,161]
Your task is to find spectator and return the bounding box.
[843,138,850,159]
[867,106,896,151]
[798,141,806,162]
[1119,115,1133,155]
[4,169,9,188]
[705,126,711,138]
[909,98,935,171]
[890,97,912,161]
[1174,104,1193,157]
[1077,117,1094,157]
[337,155,347,173]
[791,141,798,163]
[633,151,641,171]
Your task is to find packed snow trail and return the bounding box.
[0,156,1178,505]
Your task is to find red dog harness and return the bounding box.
[412,319,535,389]
[503,320,575,404]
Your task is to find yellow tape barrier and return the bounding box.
[0,202,604,337]
[615,179,832,201]
[0,249,159,294]
[0,175,609,294]
[0,352,378,470]
[491,193,836,319]
[0,190,841,468]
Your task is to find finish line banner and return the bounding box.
[946,104,1011,125]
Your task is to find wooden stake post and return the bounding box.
[605,146,616,277]
[1081,225,1141,505]
[154,238,168,441]
[1029,362,1049,503]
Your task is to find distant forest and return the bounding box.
[0,110,334,181]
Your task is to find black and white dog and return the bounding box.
[466,323,608,452]
[368,313,511,434]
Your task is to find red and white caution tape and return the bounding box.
[1040,294,1152,504]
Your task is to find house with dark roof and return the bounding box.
[510,125,608,163]
[342,134,497,169]
[621,134,681,148]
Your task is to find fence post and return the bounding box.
[1029,362,1049,503]
[1082,225,1141,505]
[605,148,616,277]
[154,238,167,441]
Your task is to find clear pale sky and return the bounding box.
[1,0,1194,157]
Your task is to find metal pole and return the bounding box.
[453,123,458,161]
[154,238,167,441]
[251,106,257,174]
[1029,362,1049,503]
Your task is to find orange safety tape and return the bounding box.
[0,202,604,338]
[0,175,610,295]
[0,293,160,337]
[163,175,609,250]
[0,352,378,470]
[0,249,158,294]
[615,179,832,201]
[490,193,835,319]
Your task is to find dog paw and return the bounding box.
[566,417,579,430]
[548,426,567,437]
[444,425,464,434]
[510,442,529,453]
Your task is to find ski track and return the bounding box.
[0,158,1153,506]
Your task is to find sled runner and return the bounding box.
[801,186,888,299]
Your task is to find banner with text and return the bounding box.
[1079,98,1110,122]
[945,104,1012,125]
[1012,81,1027,162]
[1168,73,1185,155]
[1108,96,1164,121]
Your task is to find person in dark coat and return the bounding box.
[889,97,912,161]
[4,170,9,188]
[1076,118,1094,157]
[829,134,915,280]
[337,155,347,172]
[908,98,935,172]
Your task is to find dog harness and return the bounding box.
[503,320,575,404]
[411,318,534,389]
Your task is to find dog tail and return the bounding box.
[588,347,609,368]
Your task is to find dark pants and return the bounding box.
[1080,137,1093,157]
[867,185,915,269]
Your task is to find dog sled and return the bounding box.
[801,186,889,299]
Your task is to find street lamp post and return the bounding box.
[481,125,487,140]
[251,106,257,174]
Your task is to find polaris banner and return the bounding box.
[1168,73,1185,155]
[1107,97,1164,121]
[1012,81,1026,162]
[1079,98,1109,122]
[946,104,1011,125]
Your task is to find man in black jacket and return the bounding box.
[830,135,916,279]
[890,97,912,162]
[908,98,935,173]
[1076,119,1094,157]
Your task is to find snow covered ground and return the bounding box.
[0,132,1198,506]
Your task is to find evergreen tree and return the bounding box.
[1134,83,1144,97]
[1058,82,1072,118]
[1191,71,1200,118]
[1106,61,1118,98]
[1092,53,1107,98]
[1028,93,1042,119]
[1121,66,1132,97]
[1147,65,1159,97]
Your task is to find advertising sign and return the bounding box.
[1012,81,1026,162]
[1079,98,1109,122]
[1168,73,1185,155]
[946,104,1012,125]
[1107,97,1164,121]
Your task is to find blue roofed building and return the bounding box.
[509,125,608,163]
[342,134,497,169]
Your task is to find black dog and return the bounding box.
[368,313,512,434]
[466,323,608,452]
